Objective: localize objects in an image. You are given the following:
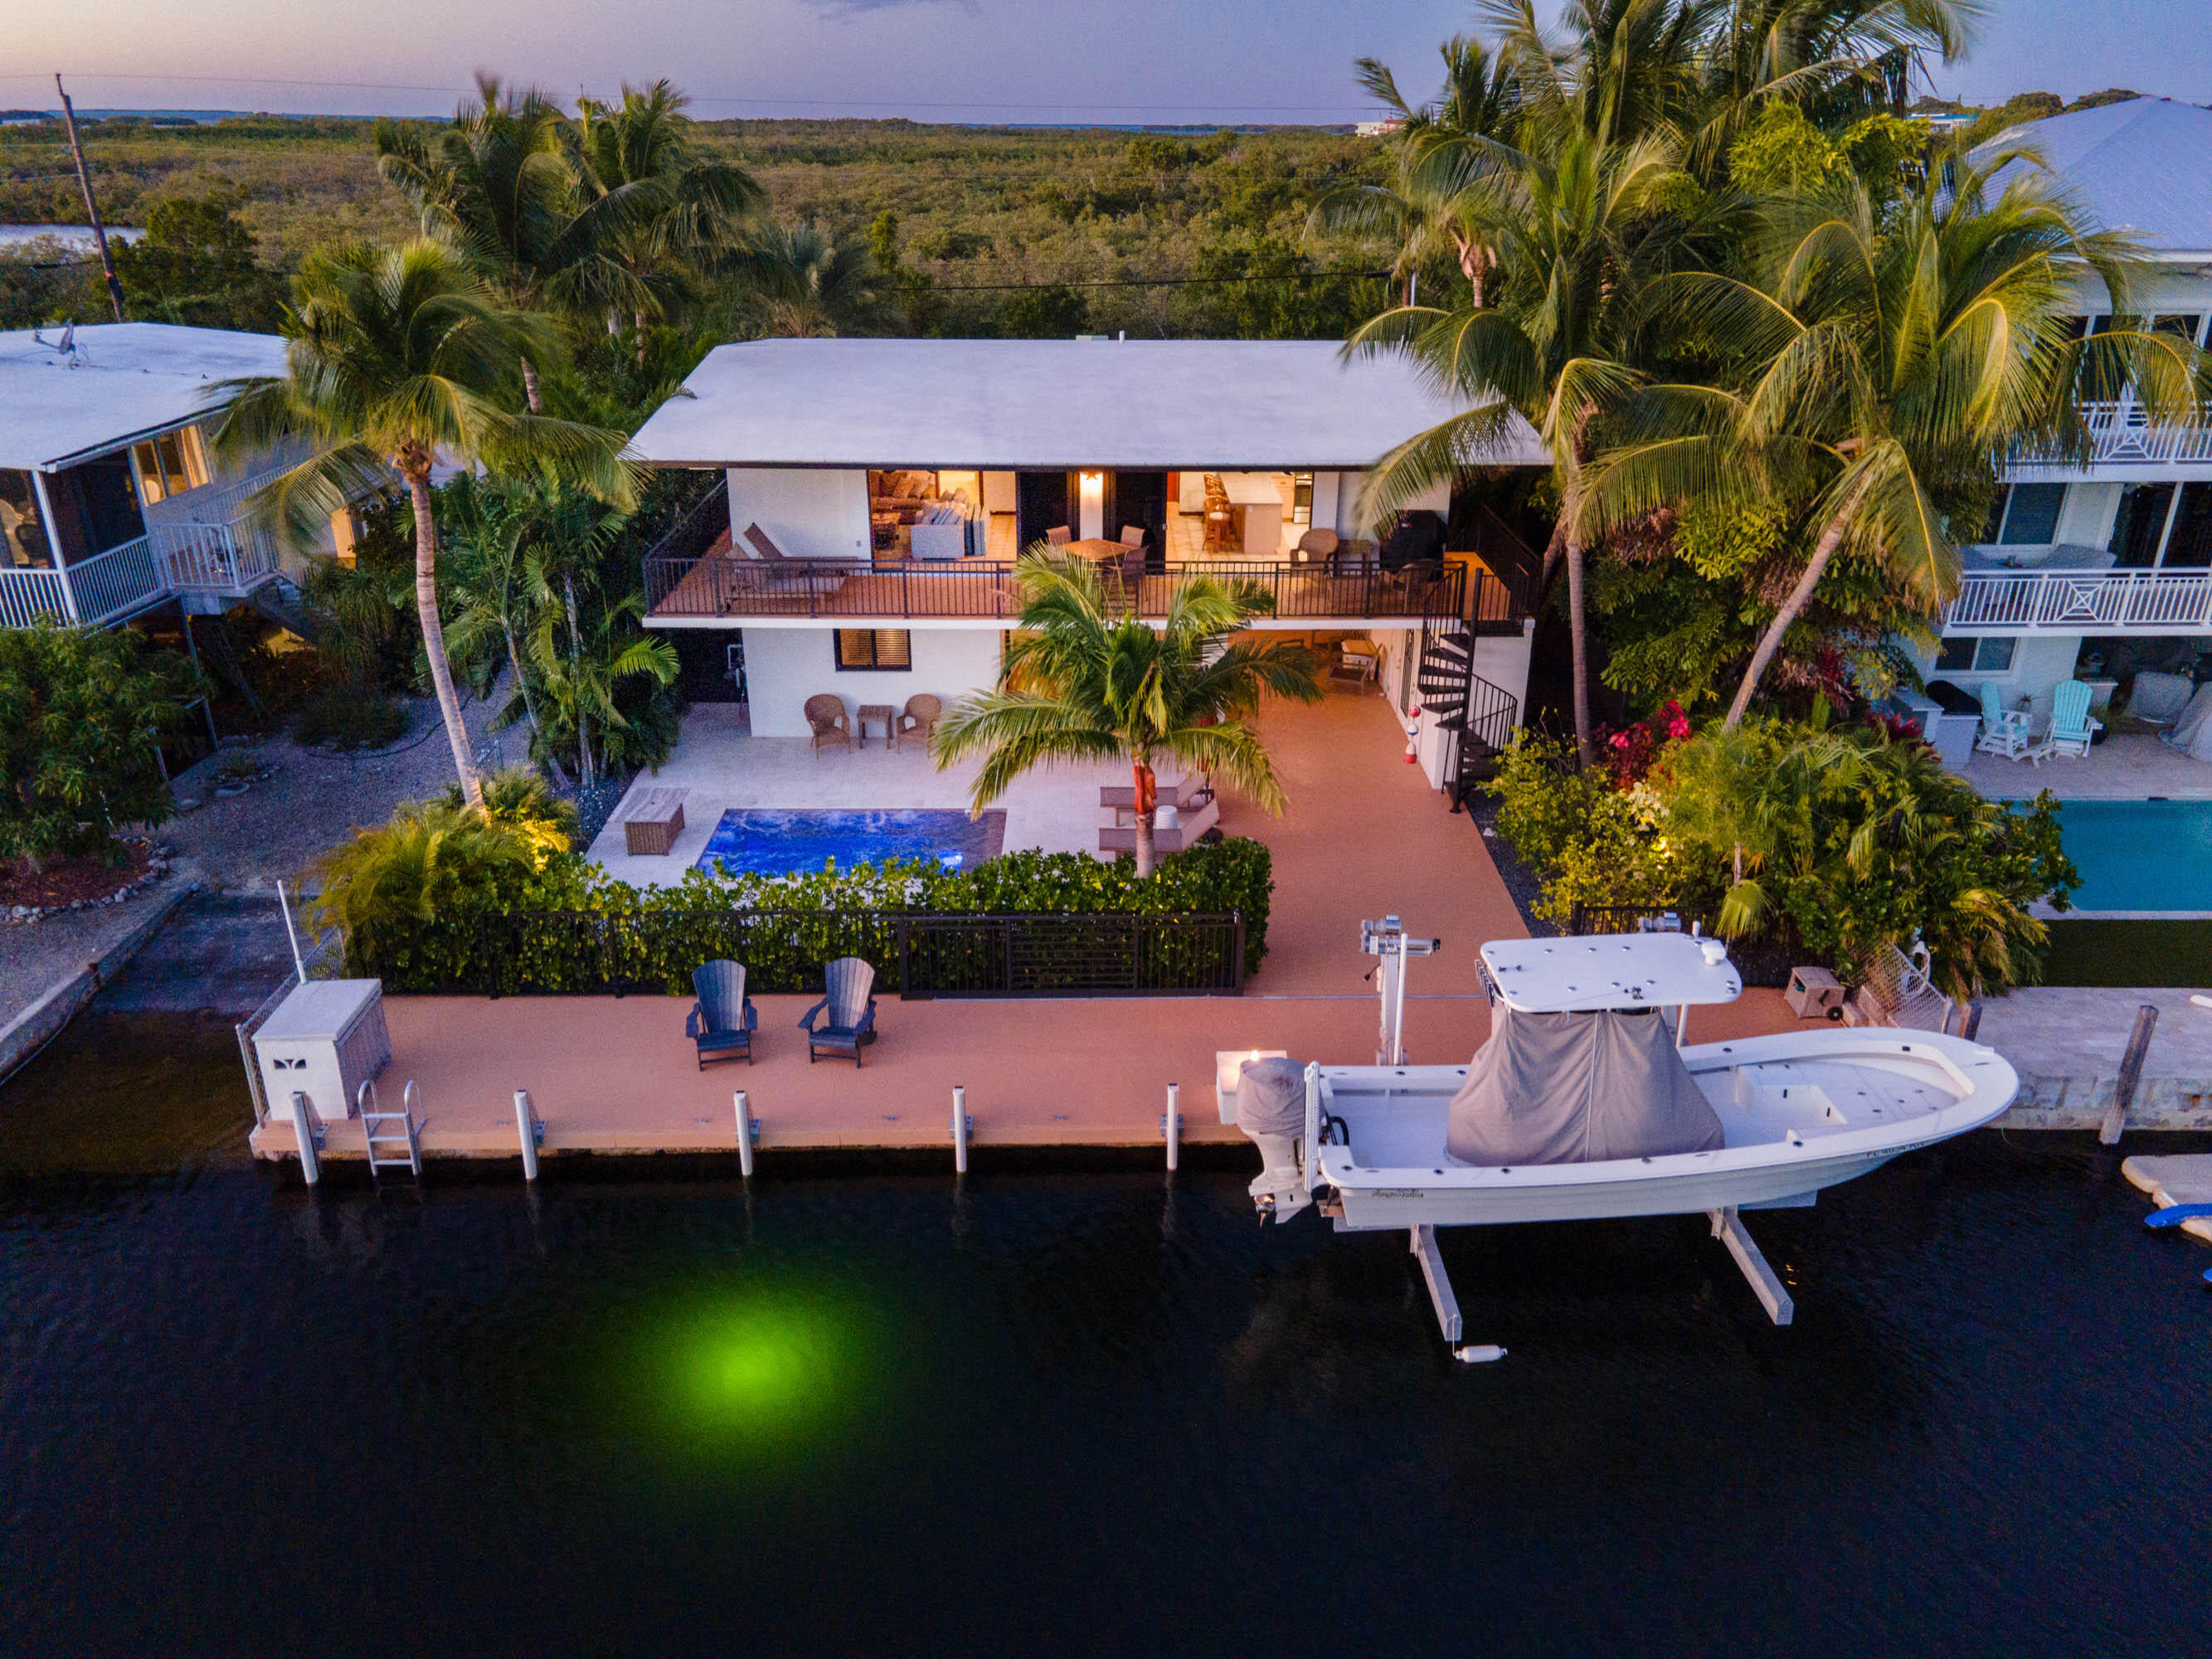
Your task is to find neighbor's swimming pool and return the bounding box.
[695,807,1004,878]
[2059,798,2212,911]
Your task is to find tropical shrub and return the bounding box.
[0,623,206,868]
[336,834,1274,992]
[1484,733,1684,925]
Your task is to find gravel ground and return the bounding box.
[158,688,523,893]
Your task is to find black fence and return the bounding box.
[365,907,1246,999]
[1565,902,1806,990]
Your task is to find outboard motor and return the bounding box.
[1233,1055,1312,1223]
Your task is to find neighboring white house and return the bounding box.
[627,337,1548,788]
[1918,97,2212,722]
[0,321,350,633]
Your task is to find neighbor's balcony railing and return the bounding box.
[0,565,70,629]
[1943,567,2212,633]
[0,535,167,630]
[144,460,293,594]
[2010,398,2212,469]
[644,548,1466,625]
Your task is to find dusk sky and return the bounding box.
[0,0,2205,123]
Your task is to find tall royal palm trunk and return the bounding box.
[1723,479,1869,731]
[406,461,484,812]
[1565,530,1594,769]
[563,572,594,791]
[519,358,544,415]
[1131,757,1158,878]
[503,626,542,743]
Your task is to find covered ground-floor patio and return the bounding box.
[1958,732,2212,800]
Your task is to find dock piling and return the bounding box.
[289,1090,320,1186]
[513,1088,541,1181]
[734,1090,755,1177]
[2102,1005,2158,1146]
[952,1085,969,1175]
[1164,1082,1180,1172]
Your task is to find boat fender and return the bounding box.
[1455,1345,1507,1364]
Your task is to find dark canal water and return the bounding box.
[2,1013,2208,1657]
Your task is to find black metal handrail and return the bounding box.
[644,549,1465,625]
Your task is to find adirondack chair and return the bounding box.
[2047,678,2103,757]
[800,956,878,1065]
[1974,681,2034,758]
[686,960,758,1068]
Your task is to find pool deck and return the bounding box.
[252,692,1806,1164]
[1962,732,2212,800]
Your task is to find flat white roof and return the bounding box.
[630,338,1548,469]
[0,322,286,472]
[1480,933,1744,1012]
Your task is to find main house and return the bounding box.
[628,337,1548,791]
[0,322,352,637]
[1922,97,2212,722]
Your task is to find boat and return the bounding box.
[1233,928,2020,1360]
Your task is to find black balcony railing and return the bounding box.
[644,542,1466,625]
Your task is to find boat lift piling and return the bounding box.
[952,1085,970,1174]
[288,1091,322,1186]
[2101,1005,2158,1146]
[513,1089,542,1180]
[734,1091,756,1176]
[1407,1226,1505,1364]
[1163,1083,1180,1172]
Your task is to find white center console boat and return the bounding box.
[1232,929,2019,1361]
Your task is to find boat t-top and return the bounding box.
[1231,924,2019,1361]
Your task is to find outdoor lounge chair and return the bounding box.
[800,956,878,1064]
[896,693,941,751]
[1047,525,1072,546]
[686,960,758,1068]
[2047,679,2103,757]
[807,693,853,754]
[1974,682,2035,759]
[742,522,849,596]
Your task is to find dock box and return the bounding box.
[255,979,391,1124]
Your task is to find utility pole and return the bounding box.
[55,75,126,323]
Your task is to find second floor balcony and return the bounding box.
[2011,398,2212,474]
[1944,565,2212,634]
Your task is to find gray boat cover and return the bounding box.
[1446,1005,1726,1165]
[1236,1056,1308,1137]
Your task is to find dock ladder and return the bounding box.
[358,1078,424,1180]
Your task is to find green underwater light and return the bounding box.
[654,1287,869,1437]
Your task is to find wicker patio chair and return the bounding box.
[800,956,878,1065]
[686,960,758,1068]
[897,693,942,751]
[806,693,853,755]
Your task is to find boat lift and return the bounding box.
[1360,914,1440,1065]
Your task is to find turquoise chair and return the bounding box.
[1974,681,2033,758]
[2047,679,2103,757]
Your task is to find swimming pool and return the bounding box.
[2058,799,2212,911]
[696,807,1006,878]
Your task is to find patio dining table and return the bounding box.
[1064,538,1132,561]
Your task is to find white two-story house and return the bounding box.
[1920,97,2212,722]
[627,337,1548,792]
[0,322,352,637]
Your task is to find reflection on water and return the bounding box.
[0,1014,2209,1656]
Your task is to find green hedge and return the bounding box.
[347,839,1273,994]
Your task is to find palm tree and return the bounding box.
[439,473,553,746]
[1310,37,1522,305]
[213,240,634,810]
[525,586,677,793]
[1587,148,2210,729]
[375,77,581,411]
[740,223,895,338]
[931,552,1326,877]
[568,80,765,339]
[1348,126,1691,766]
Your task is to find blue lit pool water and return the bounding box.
[2058,799,2212,910]
[696,808,1001,878]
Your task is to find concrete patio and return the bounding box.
[585,703,1135,885]
[1959,732,2212,800]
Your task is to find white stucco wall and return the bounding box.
[724,467,870,561]
[740,625,1004,738]
[1911,630,2085,723]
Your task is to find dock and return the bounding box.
[2122,1155,2212,1245]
